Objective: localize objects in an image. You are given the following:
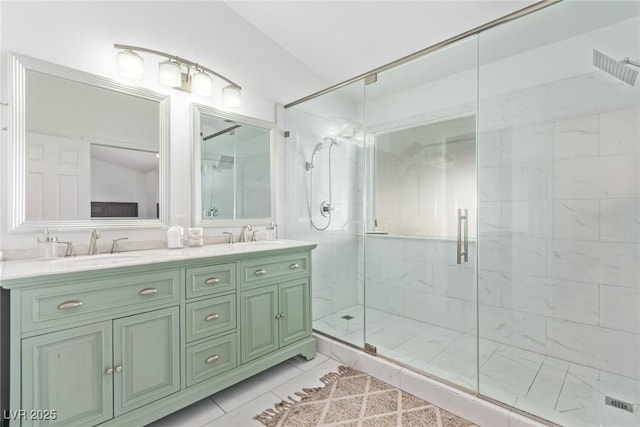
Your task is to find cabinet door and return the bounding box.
[240,285,278,363]
[113,306,180,416]
[22,322,113,427]
[278,279,311,347]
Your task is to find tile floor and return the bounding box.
[148,353,343,427]
[314,305,640,427]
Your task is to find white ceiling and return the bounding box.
[225,0,539,102]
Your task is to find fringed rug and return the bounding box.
[255,366,478,427]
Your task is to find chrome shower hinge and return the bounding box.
[364,343,377,356]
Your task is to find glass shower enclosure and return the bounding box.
[284,1,640,426]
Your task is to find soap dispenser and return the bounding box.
[37,228,58,259]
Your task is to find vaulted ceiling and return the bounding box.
[225,0,539,103]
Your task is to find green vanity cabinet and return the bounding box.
[240,278,311,364]
[2,242,316,427]
[113,307,180,416]
[278,278,311,347]
[21,307,180,426]
[21,322,113,427]
[240,285,279,362]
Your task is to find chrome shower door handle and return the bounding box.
[457,208,469,264]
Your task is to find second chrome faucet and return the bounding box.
[239,225,253,242]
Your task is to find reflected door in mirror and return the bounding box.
[26,133,90,221]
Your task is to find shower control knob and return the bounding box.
[320,201,335,217]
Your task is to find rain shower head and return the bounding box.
[593,49,639,86]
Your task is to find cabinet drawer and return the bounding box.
[186,333,237,387]
[186,263,236,298]
[21,270,179,333]
[239,252,308,288]
[186,295,236,343]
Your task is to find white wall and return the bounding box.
[0,1,326,252]
[91,158,157,219]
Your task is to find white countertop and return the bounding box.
[0,240,317,282]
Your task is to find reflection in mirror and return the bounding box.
[10,53,169,230]
[193,104,274,226]
[90,145,159,219]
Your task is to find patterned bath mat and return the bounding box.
[254,365,478,427]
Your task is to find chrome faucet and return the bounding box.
[239,225,252,242]
[58,241,76,257]
[88,229,101,255]
[110,237,128,254]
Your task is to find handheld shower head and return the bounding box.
[306,143,324,171]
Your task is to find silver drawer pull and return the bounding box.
[139,288,158,296]
[205,313,220,321]
[254,269,266,276]
[58,300,83,310]
[289,263,299,269]
[205,277,220,285]
[205,354,220,364]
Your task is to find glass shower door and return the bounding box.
[362,37,480,391]
[477,2,640,425]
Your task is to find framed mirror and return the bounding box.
[192,104,274,227]
[8,53,169,230]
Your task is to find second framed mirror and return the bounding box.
[192,104,274,227]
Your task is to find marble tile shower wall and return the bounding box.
[283,117,364,321]
[362,236,477,334]
[477,103,640,380]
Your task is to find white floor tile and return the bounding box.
[210,362,302,412]
[521,357,568,412]
[286,352,329,371]
[203,392,281,427]
[271,358,343,401]
[479,345,544,406]
[146,397,224,427]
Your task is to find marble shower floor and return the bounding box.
[315,305,640,427]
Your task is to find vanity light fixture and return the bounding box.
[158,59,182,87]
[116,49,144,80]
[114,43,241,106]
[222,85,241,107]
[192,70,213,96]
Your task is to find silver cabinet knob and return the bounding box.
[205,277,220,285]
[254,269,266,276]
[205,354,220,364]
[105,368,114,375]
[115,366,123,373]
[205,313,220,321]
[138,288,158,296]
[58,300,83,310]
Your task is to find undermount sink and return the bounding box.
[237,240,285,246]
[51,253,144,266]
